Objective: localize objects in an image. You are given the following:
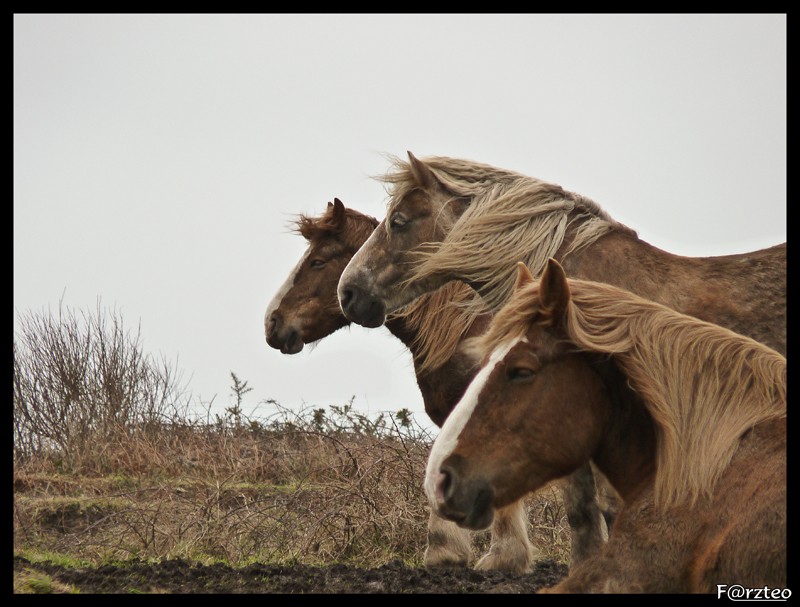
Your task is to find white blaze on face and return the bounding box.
[424,336,524,507]
[264,248,310,333]
[337,221,382,305]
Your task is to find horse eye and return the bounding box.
[310,259,326,269]
[508,367,535,382]
[389,213,408,230]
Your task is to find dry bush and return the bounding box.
[13,404,439,566]
[14,402,572,568]
[13,299,192,472]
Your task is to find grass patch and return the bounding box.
[15,403,572,570]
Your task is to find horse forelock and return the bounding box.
[378,154,525,213]
[294,205,378,252]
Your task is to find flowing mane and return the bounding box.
[295,203,481,374]
[390,282,484,374]
[466,277,786,511]
[377,154,637,313]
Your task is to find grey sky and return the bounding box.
[13,14,786,429]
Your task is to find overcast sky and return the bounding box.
[13,14,786,430]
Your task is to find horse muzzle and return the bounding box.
[338,283,387,328]
[432,459,496,531]
[265,312,304,354]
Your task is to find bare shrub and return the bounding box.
[13,299,192,472]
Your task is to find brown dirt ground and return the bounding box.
[14,554,568,594]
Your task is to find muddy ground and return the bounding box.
[15,554,568,594]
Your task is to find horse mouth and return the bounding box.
[279,331,304,354]
[438,488,495,531]
[461,488,495,530]
[266,325,304,354]
[339,285,387,328]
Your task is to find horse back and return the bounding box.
[686,242,786,355]
[566,235,786,355]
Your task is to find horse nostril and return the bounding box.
[340,287,353,308]
[435,468,453,504]
[285,328,301,354]
[266,314,281,340]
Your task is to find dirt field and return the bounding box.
[15,554,568,594]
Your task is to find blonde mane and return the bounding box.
[377,154,637,313]
[468,278,786,511]
[296,203,481,374]
[389,282,484,374]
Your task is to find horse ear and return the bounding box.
[330,197,346,228]
[407,151,438,189]
[538,258,570,326]
[514,262,536,291]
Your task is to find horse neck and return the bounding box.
[383,314,418,351]
[384,313,485,428]
[588,356,658,502]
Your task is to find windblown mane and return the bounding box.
[389,282,484,374]
[467,278,787,511]
[295,203,481,374]
[377,155,637,313]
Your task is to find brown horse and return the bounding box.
[426,259,786,593]
[264,198,618,572]
[337,152,786,357]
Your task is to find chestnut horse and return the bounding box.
[265,198,618,572]
[425,259,786,593]
[337,152,786,357]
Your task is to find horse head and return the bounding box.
[265,198,378,353]
[338,152,470,328]
[424,260,610,530]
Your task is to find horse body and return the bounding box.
[265,199,616,571]
[425,260,786,592]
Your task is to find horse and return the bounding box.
[425,259,786,593]
[264,198,619,573]
[337,152,786,358]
